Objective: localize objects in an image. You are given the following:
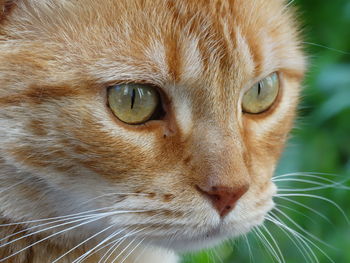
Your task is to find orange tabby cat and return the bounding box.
[0,0,305,262]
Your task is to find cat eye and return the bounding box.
[107,84,163,124]
[242,72,279,114]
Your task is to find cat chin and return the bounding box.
[152,231,241,252]
[150,220,260,252]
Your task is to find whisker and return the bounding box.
[0,208,152,245]
[0,213,103,248]
[273,176,350,192]
[212,247,224,263]
[270,212,336,263]
[130,239,151,263]
[266,215,310,262]
[275,203,332,226]
[268,213,319,263]
[51,225,115,263]
[253,227,282,263]
[98,234,127,263]
[0,212,107,244]
[243,234,254,263]
[0,210,149,262]
[98,227,151,263]
[277,187,336,193]
[109,235,139,263]
[109,224,162,263]
[274,196,332,224]
[72,227,130,263]
[81,212,164,263]
[252,228,276,262]
[265,215,315,263]
[303,42,350,55]
[274,172,342,179]
[274,178,331,186]
[0,215,108,262]
[261,224,285,263]
[0,209,148,249]
[273,177,340,185]
[273,177,347,186]
[285,0,295,8]
[275,193,349,224]
[209,249,216,263]
[0,206,118,227]
[0,178,30,194]
[273,173,347,184]
[119,237,146,263]
[273,207,335,249]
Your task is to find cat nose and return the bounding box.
[196,185,249,217]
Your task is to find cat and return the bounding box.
[0,0,306,262]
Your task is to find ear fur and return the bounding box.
[0,0,16,23]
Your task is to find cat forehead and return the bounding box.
[5,0,303,86]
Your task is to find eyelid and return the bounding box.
[241,72,279,93]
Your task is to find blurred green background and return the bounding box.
[182,0,350,262]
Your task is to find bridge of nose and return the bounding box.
[187,124,251,216]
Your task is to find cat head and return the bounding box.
[0,0,305,251]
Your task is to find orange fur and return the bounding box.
[0,0,305,262]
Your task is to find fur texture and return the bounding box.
[0,0,305,262]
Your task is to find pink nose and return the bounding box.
[196,185,249,217]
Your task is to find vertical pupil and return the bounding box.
[257,83,262,96]
[131,88,136,109]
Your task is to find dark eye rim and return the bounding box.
[242,72,281,116]
[106,83,167,125]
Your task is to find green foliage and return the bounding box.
[182,0,350,262]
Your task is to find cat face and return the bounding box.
[0,0,305,253]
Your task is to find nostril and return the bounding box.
[202,192,221,203]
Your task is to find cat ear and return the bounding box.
[0,0,16,23]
